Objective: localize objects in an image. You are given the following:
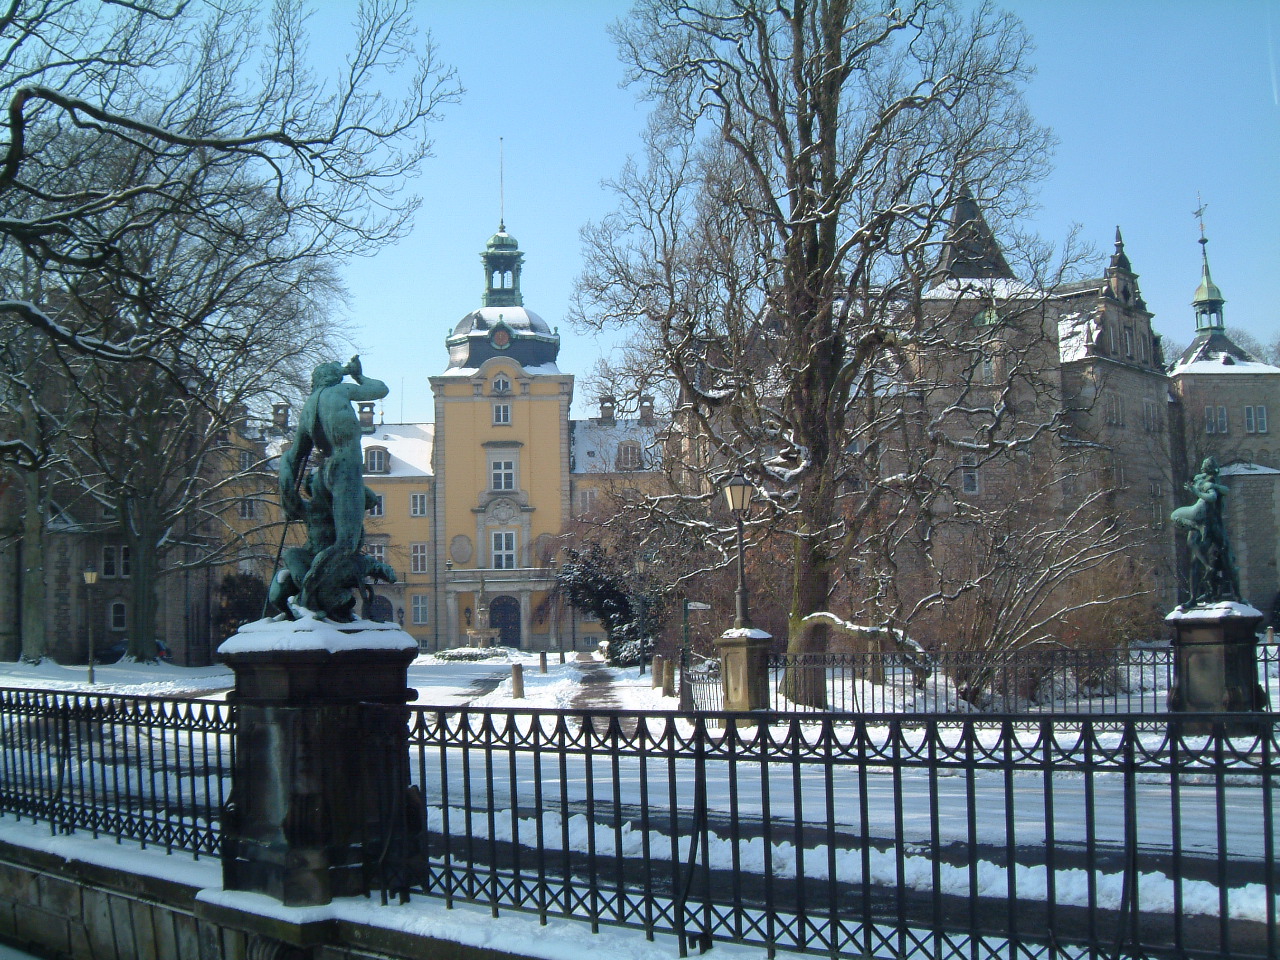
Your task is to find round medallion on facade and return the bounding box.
[449,535,473,565]
[492,327,510,349]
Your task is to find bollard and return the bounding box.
[662,658,676,697]
[539,651,548,673]
[511,662,524,699]
[1268,626,1275,643]
[651,655,663,688]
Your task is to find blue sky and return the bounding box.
[322,0,1279,423]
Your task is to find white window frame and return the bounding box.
[410,542,429,574]
[368,494,384,517]
[617,441,642,471]
[365,543,387,564]
[492,530,517,569]
[119,546,130,579]
[960,455,980,495]
[411,594,430,625]
[109,600,127,632]
[492,374,511,394]
[980,356,995,385]
[491,459,516,491]
[101,545,117,578]
[366,447,388,473]
[576,487,598,516]
[410,492,428,516]
[493,402,512,425]
[1217,405,1229,434]
[1245,405,1268,434]
[239,450,254,472]
[1142,398,1158,432]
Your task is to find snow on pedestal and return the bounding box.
[217,612,418,656]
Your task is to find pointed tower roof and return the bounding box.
[931,187,1015,282]
[1109,226,1132,273]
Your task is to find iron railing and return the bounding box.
[384,704,1280,960]
[0,688,233,857]
[689,644,1280,715]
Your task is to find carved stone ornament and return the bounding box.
[449,535,473,565]
[490,499,517,523]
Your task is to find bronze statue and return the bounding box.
[1170,456,1241,605]
[271,356,396,620]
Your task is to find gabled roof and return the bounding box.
[1170,331,1278,375]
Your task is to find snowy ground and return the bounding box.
[0,648,669,710]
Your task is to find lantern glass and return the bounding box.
[723,474,752,514]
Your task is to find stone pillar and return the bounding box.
[1166,601,1268,734]
[715,628,774,715]
[519,591,532,650]
[219,619,418,907]
[445,593,459,648]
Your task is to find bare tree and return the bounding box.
[574,1,1079,677]
[0,0,458,453]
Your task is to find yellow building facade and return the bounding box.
[353,225,662,651]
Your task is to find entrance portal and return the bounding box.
[489,595,520,647]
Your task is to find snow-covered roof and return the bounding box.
[922,277,1044,301]
[434,360,563,378]
[361,423,434,477]
[1055,309,1095,363]
[1169,356,1280,376]
[570,418,663,474]
[1220,462,1280,477]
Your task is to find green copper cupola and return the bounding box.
[481,222,524,308]
[1192,229,1225,333]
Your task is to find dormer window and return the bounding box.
[492,374,511,395]
[617,441,643,471]
[974,307,999,326]
[365,447,389,474]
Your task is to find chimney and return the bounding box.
[358,401,376,433]
[272,402,291,431]
[639,395,654,424]
[598,395,616,423]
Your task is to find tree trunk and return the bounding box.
[125,524,161,661]
[780,534,831,708]
[19,467,46,662]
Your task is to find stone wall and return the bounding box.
[0,836,530,960]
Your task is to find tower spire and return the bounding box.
[499,137,505,231]
[1191,194,1225,332]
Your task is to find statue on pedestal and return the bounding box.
[269,356,396,621]
[1171,456,1241,606]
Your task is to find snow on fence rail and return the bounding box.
[382,704,1280,960]
[688,643,1280,716]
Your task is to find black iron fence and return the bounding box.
[0,688,232,857]
[689,643,1280,715]
[383,704,1280,960]
[1,686,1277,960]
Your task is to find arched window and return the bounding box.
[492,374,511,394]
[109,600,127,632]
[365,447,389,474]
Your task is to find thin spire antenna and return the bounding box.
[499,137,505,229]
[1193,192,1209,246]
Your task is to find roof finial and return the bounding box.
[499,136,505,232]
[1193,192,1208,249]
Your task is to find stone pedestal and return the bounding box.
[218,617,418,907]
[715,628,774,715]
[466,627,501,648]
[1166,602,1268,734]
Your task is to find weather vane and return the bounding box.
[1193,193,1209,245]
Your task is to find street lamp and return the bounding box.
[82,563,98,685]
[723,473,754,629]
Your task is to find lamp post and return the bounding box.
[723,473,754,629]
[82,563,98,685]
[635,553,649,676]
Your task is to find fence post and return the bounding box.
[715,628,773,721]
[512,662,525,699]
[539,651,547,674]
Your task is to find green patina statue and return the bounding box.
[1170,456,1241,606]
[270,356,396,621]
